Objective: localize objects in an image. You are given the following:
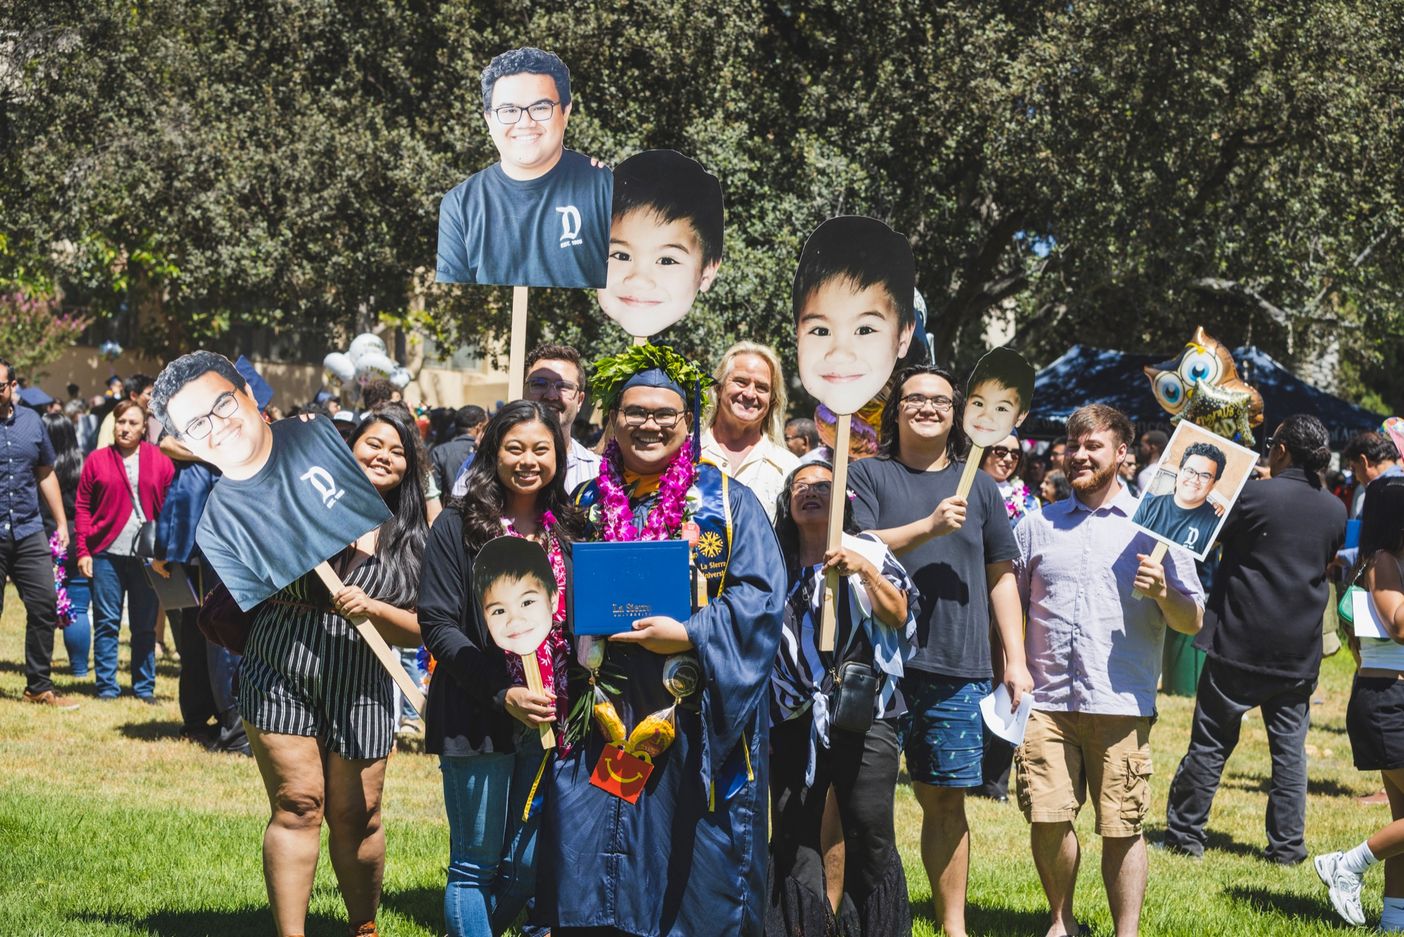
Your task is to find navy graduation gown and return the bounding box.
[538,467,786,936]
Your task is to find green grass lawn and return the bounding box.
[0,584,1389,936]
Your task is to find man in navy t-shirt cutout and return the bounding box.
[150,351,389,611]
[1132,441,1226,555]
[436,47,612,289]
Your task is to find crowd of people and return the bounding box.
[2,342,1401,937]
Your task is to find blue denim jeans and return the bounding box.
[440,730,546,937]
[92,553,159,698]
[62,574,92,676]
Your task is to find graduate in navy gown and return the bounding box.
[536,343,786,937]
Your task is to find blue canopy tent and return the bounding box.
[1027,345,1384,448]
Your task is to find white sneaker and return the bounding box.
[1315,851,1366,926]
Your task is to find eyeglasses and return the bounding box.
[793,481,832,496]
[1180,467,1216,484]
[621,406,682,429]
[526,376,580,395]
[179,391,239,440]
[900,393,954,413]
[489,100,562,125]
[988,446,1020,460]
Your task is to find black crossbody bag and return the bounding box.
[822,577,880,735]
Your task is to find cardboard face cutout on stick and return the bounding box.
[153,354,392,611]
[474,535,558,748]
[475,536,556,657]
[793,216,916,416]
[597,150,724,340]
[435,48,612,289]
[1129,420,1257,562]
[962,346,1035,449]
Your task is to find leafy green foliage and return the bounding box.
[3,0,1400,409]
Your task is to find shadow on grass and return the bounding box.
[382,884,444,933]
[1224,884,1354,930]
[1222,772,1361,798]
[76,908,348,937]
[913,904,1053,936]
[118,719,187,741]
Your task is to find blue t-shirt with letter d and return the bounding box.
[436,149,612,289]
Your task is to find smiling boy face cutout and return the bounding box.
[597,150,724,340]
[962,346,1035,449]
[793,216,915,415]
[475,536,557,657]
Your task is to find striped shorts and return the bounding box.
[239,575,396,760]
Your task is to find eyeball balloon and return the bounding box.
[1144,326,1264,443]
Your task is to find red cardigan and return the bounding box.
[75,442,175,560]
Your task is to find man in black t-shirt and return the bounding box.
[436,47,611,288]
[849,365,1031,937]
[150,351,389,610]
[1132,441,1226,555]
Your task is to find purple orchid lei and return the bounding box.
[597,438,697,542]
[49,531,73,628]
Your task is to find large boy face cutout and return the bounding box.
[797,279,914,415]
[793,216,915,416]
[598,209,719,338]
[962,347,1035,449]
[483,574,555,656]
[477,537,556,657]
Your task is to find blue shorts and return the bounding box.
[901,673,991,788]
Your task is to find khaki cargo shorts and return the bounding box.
[1014,709,1153,838]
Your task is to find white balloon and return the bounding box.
[355,352,396,378]
[389,366,412,389]
[322,352,355,383]
[347,332,387,365]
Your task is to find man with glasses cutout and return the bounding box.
[1133,441,1226,553]
[149,351,389,609]
[436,47,611,288]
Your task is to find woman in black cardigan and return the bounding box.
[418,400,586,937]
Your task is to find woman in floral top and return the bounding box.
[981,431,1040,526]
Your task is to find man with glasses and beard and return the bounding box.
[1012,404,1203,937]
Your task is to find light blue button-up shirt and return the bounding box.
[1014,483,1204,717]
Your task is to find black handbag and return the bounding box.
[133,520,159,559]
[826,659,879,735]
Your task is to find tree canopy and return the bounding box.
[4,0,1401,411]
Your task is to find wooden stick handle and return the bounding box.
[521,653,557,749]
[313,562,424,715]
[508,286,529,399]
[1131,541,1170,601]
[818,418,852,652]
[955,447,984,500]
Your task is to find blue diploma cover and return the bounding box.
[570,541,692,635]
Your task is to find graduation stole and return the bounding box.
[575,459,733,608]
